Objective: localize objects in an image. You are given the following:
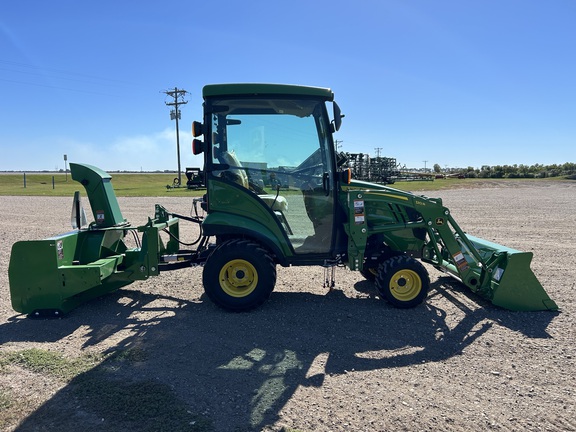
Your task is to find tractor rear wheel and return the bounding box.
[359,267,378,282]
[376,255,429,308]
[203,239,276,311]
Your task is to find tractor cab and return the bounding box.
[193,84,346,263]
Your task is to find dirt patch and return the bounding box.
[1,183,575,431]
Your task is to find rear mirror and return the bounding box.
[332,102,344,132]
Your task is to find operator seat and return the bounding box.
[219,150,249,188]
[218,151,291,233]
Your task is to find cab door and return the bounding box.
[206,97,337,255]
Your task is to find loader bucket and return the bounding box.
[463,235,558,312]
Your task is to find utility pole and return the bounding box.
[164,87,188,186]
[374,147,382,158]
[423,160,428,172]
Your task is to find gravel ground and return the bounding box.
[1,181,575,431]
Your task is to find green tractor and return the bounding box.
[8,83,557,316]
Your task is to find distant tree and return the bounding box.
[492,165,504,178]
[409,161,574,178]
[562,162,576,174]
[478,166,491,178]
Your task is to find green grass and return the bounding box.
[0,348,212,431]
[0,389,20,432]
[0,171,571,197]
[72,374,212,431]
[0,172,205,197]
[3,348,104,381]
[0,389,12,410]
[0,348,104,430]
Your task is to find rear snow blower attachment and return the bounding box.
[8,163,207,317]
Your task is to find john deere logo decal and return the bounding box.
[435,217,444,226]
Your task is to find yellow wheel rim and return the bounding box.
[219,259,258,298]
[389,269,422,301]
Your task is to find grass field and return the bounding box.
[0,171,562,197]
[0,172,205,197]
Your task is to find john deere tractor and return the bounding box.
[8,83,557,317]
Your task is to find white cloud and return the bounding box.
[0,128,204,172]
[103,128,203,171]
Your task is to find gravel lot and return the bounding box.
[1,181,575,431]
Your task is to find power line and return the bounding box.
[0,59,142,97]
[164,87,188,185]
[0,77,121,97]
[0,59,132,85]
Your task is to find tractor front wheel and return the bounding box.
[376,255,429,308]
[203,239,276,311]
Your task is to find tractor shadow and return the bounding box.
[2,277,557,431]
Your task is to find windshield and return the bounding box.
[208,98,332,176]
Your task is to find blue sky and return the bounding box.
[1,0,574,171]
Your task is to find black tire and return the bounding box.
[375,255,429,308]
[360,253,397,282]
[202,239,276,311]
[359,267,378,282]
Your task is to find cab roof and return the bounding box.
[202,83,334,101]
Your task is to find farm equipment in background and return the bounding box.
[8,83,558,317]
[343,153,401,184]
[185,167,204,189]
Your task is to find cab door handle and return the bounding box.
[322,172,330,196]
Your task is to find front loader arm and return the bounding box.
[341,183,557,311]
[419,201,558,311]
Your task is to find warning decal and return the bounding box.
[96,210,105,224]
[354,200,365,225]
[453,252,469,271]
